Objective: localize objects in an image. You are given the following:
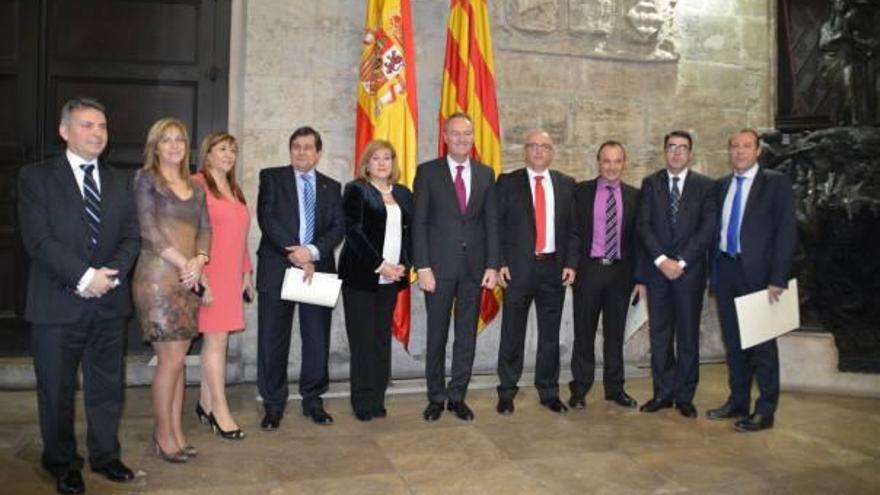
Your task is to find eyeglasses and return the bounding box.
[525,143,553,152]
[665,144,690,153]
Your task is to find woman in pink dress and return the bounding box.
[192,132,253,440]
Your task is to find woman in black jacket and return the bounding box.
[339,140,413,421]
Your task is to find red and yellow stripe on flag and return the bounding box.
[439,0,502,332]
[355,0,418,350]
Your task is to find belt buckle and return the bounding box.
[600,258,613,266]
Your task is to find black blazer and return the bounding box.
[711,168,797,291]
[412,157,500,279]
[635,169,717,285]
[17,155,140,324]
[338,180,413,291]
[497,168,575,282]
[256,165,344,294]
[565,178,640,275]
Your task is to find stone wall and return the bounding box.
[229,0,774,384]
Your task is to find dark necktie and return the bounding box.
[604,185,618,260]
[726,176,745,255]
[454,164,467,214]
[81,164,101,246]
[670,176,681,225]
[534,175,546,252]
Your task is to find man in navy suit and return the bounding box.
[636,130,717,418]
[256,126,344,429]
[495,130,575,415]
[18,97,140,494]
[706,129,796,432]
[413,112,499,422]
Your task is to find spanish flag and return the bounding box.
[355,0,418,350]
[438,0,502,331]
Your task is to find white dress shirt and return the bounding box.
[379,203,402,285]
[526,167,556,254]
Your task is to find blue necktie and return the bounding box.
[81,164,101,246]
[302,174,315,245]
[726,176,745,255]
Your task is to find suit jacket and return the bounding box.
[256,165,344,294]
[338,180,413,291]
[635,168,717,285]
[565,178,640,275]
[711,167,797,291]
[17,155,140,324]
[412,157,500,279]
[497,167,575,282]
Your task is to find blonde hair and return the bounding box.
[199,131,246,204]
[142,118,192,190]
[357,140,401,184]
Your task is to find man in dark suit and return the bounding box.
[706,129,796,432]
[256,126,344,429]
[18,97,139,494]
[495,130,575,415]
[563,141,641,410]
[636,130,717,418]
[413,112,499,422]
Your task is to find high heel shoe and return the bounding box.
[195,402,210,425]
[181,444,198,457]
[153,436,188,463]
[209,412,245,440]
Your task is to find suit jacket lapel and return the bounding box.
[519,169,536,236]
[438,159,463,217]
[464,162,484,217]
[282,166,300,233]
[741,168,765,228]
[52,157,90,250]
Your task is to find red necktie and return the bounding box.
[534,175,546,253]
[454,164,467,214]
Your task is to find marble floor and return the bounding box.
[2,364,878,495]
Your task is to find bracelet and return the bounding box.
[196,251,210,263]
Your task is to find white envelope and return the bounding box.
[625,293,648,342]
[734,278,800,349]
[280,268,342,308]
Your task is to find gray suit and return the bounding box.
[413,157,499,402]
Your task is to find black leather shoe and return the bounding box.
[540,398,568,414]
[705,401,749,421]
[303,406,334,425]
[371,407,387,418]
[639,398,673,413]
[423,401,444,422]
[606,391,638,408]
[260,412,282,431]
[446,401,475,421]
[496,397,514,415]
[568,395,586,409]
[56,470,85,494]
[675,402,698,418]
[734,413,774,432]
[91,459,134,482]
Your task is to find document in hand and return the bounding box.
[734,278,800,350]
[625,293,648,343]
[280,267,342,308]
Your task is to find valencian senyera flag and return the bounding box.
[438,0,502,332]
[355,0,418,351]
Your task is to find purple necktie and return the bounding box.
[454,164,467,214]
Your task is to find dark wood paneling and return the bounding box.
[0,0,18,60]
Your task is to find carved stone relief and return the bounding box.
[513,0,559,32]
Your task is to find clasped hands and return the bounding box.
[77,267,119,298]
[417,268,498,293]
[286,245,316,283]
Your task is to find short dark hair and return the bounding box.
[728,128,761,147]
[60,97,106,125]
[596,140,626,161]
[288,126,323,152]
[663,130,693,150]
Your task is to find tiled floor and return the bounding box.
[2,364,878,494]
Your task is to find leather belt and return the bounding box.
[590,257,619,266]
[534,252,556,261]
[720,252,741,260]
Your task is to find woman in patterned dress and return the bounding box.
[132,118,210,462]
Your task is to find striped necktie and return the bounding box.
[81,164,101,247]
[670,176,681,225]
[604,185,618,260]
[302,174,315,244]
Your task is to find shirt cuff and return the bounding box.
[417,268,432,273]
[306,244,320,261]
[374,261,387,274]
[77,267,96,293]
[654,255,668,267]
[678,259,687,269]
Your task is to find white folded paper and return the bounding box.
[624,293,648,342]
[280,268,342,308]
[734,278,800,349]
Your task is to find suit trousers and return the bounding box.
[424,254,481,403]
[32,316,125,477]
[342,284,397,414]
[645,277,703,403]
[715,256,780,416]
[570,259,632,399]
[497,258,565,401]
[257,293,331,414]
